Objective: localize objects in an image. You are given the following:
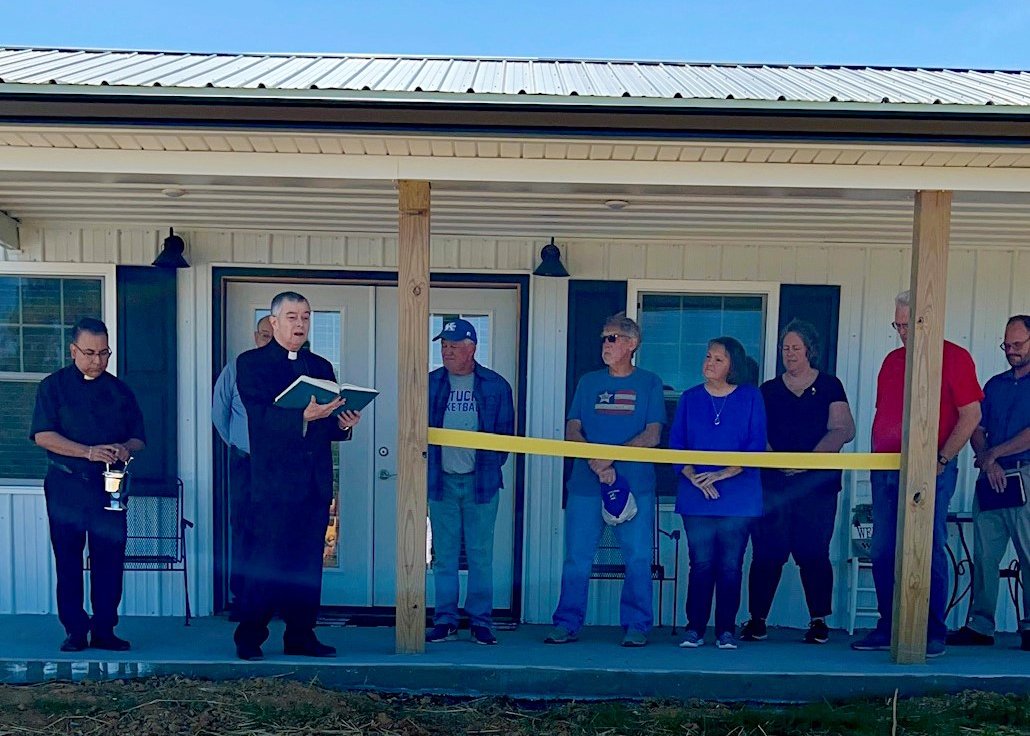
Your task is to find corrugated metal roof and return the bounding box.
[1,47,1030,107]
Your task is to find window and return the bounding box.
[631,284,776,498]
[636,293,768,394]
[0,275,104,481]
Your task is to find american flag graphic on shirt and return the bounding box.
[595,389,637,415]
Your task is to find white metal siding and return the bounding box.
[1,223,1024,633]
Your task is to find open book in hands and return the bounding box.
[274,375,379,416]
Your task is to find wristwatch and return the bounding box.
[937,453,949,466]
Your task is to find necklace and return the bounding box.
[709,392,728,426]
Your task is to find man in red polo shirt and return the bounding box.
[852,290,983,657]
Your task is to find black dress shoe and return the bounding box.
[236,643,264,661]
[90,632,131,651]
[60,634,88,652]
[283,638,336,658]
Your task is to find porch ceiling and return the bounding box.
[1,174,1030,247]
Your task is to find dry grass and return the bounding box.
[0,678,1027,735]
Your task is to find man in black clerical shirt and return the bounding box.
[233,291,361,661]
[30,317,146,652]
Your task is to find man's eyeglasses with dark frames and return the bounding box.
[601,334,627,343]
[1001,338,1030,352]
[73,344,113,360]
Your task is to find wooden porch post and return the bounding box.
[395,180,430,654]
[891,190,952,664]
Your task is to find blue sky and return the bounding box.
[3,0,1029,69]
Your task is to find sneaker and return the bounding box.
[470,626,497,645]
[679,630,704,648]
[851,629,891,651]
[945,626,994,646]
[621,629,647,648]
[926,640,947,658]
[1021,630,1029,652]
[739,619,767,641]
[804,619,830,644]
[544,625,577,644]
[716,632,738,650]
[425,624,458,643]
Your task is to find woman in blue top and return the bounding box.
[669,336,767,650]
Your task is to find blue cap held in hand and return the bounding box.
[601,474,638,526]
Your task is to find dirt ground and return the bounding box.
[0,678,1027,735]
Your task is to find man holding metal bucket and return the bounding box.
[30,317,146,652]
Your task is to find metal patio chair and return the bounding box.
[86,476,194,625]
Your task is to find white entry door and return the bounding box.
[225,282,376,606]
[224,280,519,612]
[371,286,519,610]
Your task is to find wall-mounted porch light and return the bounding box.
[532,237,569,278]
[152,227,190,269]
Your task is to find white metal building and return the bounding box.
[0,48,1028,634]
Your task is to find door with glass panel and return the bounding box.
[371,286,519,610]
[225,282,375,606]
[224,281,519,611]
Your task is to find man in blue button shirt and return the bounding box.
[948,315,1030,652]
[212,316,272,607]
[424,318,515,647]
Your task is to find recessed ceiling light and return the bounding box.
[604,199,629,210]
[161,187,187,198]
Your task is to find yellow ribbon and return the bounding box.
[428,428,901,471]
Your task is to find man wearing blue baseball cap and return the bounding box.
[425,318,515,646]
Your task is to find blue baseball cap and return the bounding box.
[433,318,478,344]
[601,474,638,526]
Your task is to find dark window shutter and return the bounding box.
[777,285,841,375]
[565,280,629,406]
[563,280,628,501]
[116,266,178,491]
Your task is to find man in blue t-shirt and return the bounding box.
[546,312,665,647]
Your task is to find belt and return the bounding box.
[48,460,102,483]
[443,471,475,477]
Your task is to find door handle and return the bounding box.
[378,469,398,481]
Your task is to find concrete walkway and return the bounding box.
[1,615,1026,702]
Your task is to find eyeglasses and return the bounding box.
[891,322,909,332]
[601,334,626,343]
[73,344,113,360]
[1001,338,1029,352]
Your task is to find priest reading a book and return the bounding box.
[232,290,366,662]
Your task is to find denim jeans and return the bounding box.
[682,515,751,637]
[869,460,958,643]
[428,473,499,628]
[552,491,654,634]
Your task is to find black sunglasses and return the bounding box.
[601,334,625,343]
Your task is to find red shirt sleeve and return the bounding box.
[943,342,984,410]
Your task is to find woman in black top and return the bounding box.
[740,320,855,645]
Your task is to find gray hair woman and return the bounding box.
[740,319,856,645]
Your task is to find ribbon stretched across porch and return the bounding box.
[427,428,901,471]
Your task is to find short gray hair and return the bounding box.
[895,290,911,308]
[603,312,641,342]
[270,291,309,316]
